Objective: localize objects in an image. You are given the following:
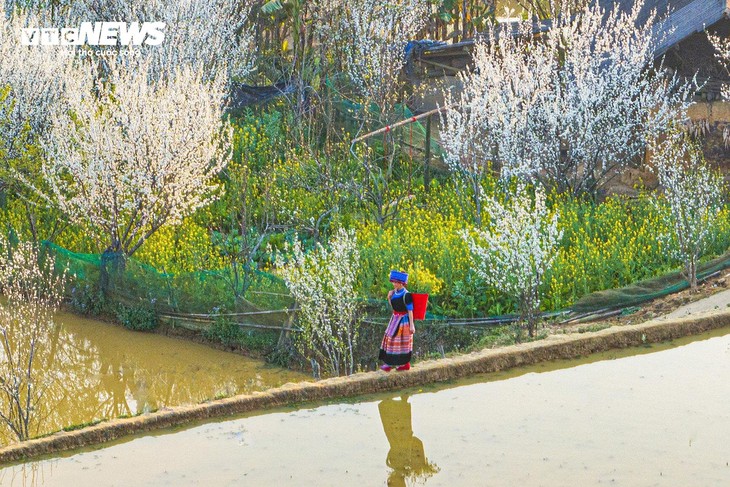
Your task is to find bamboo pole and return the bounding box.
[350,104,454,145]
[424,114,432,192]
[160,314,302,333]
[160,309,297,318]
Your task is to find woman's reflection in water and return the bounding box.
[379,395,439,486]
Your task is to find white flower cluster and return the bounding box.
[462,183,562,335]
[441,1,692,197]
[651,132,724,290]
[708,31,730,100]
[0,4,81,158]
[0,237,68,441]
[317,0,427,105]
[67,0,254,83]
[41,61,231,256]
[2,2,241,256]
[275,228,361,376]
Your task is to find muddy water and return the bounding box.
[0,310,306,445]
[4,327,730,486]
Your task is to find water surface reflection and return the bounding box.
[379,396,439,486]
[0,311,306,445]
[6,327,730,485]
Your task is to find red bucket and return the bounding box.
[411,293,429,320]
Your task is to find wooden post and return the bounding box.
[424,114,432,193]
[278,304,297,347]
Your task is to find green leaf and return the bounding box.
[438,11,453,22]
[261,0,284,15]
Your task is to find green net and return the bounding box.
[38,240,730,332]
[571,250,730,313]
[43,241,295,331]
[343,101,445,160]
[324,76,445,161]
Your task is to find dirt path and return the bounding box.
[659,288,730,320]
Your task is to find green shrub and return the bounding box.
[116,304,158,331]
[238,329,278,353]
[70,283,108,316]
[203,316,278,354]
[203,314,243,346]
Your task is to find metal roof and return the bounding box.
[601,0,730,56]
[414,0,730,62]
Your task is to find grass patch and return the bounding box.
[62,420,102,432]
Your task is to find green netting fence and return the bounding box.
[324,74,446,163]
[40,240,730,333]
[43,241,297,332]
[569,250,730,314]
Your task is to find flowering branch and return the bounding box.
[0,237,68,441]
[275,228,361,376]
[462,183,562,337]
[707,31,730,100]
[39,60,231,256]
[317,0,427,111]
[441,1,693,205]
[651,132,725,290]
[67,0,254,84]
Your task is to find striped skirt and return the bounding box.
[379,312,413,366]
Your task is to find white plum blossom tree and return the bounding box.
[0,4,83,159]
[3,0,252,256]
[68,0,255,84]
[462,183,562,337]
[651,132,725,291]
[440,25,553,226]
[0,237,68,441]
[39,60,231,256]
[315,0,427,230]
[0,4,88,242]
[441,1,693,208]
[316,0,427,109]
[275,228,361,377]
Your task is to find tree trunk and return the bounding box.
[100,248,125,295]
[687,257,698,292]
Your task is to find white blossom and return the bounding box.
[651,132,724,290]
[441,1,693,203]
[38,60,231,256]
[67,0,255,84]
[317,0,427,106]
[0,4,83,159]
[708,31,730,100]
[0,237,68,441]
[462,183,562,337]
[275,228,361,377]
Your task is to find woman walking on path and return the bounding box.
[380,270,415,372]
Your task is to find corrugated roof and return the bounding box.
[416,0,729,61]
[598,0,729,55]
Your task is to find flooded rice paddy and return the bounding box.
[0,310,307,445]
[4,326,730,486]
